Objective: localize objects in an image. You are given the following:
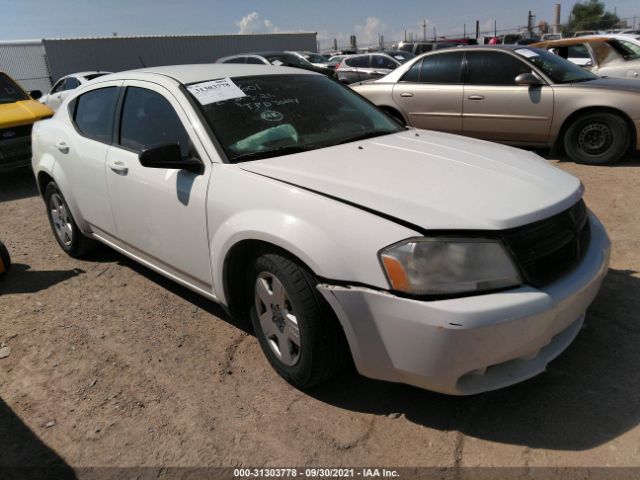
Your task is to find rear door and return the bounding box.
[462,50,554,145]
[60,82,121,234]
[392,51,465,133]
[104,81,213,290]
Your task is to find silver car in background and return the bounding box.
[352,45,640,165]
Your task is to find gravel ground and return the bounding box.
[1,154,639,477]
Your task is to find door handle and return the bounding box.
[56,141,69,154]
[468,95,485,101]
[107,160,128,175]
[400,92,414,97]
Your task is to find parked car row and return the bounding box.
[30,61,611,396]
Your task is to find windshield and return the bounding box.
[610,39,640,60]
[0,73,29,104]
[190,75,403,163]
[514,48,598,83]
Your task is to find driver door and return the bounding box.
[104,81,213,291]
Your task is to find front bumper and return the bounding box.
[318,213,611,395]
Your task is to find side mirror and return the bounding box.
[584,60,593,67]
[515,73,543,86]
[139,143,204,175]
[29,90,43,100]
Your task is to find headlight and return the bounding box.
[379,238,522,296]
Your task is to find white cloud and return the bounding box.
[355,17,386,45]
[236,12,281,34]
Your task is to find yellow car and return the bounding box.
[1,72,53,172]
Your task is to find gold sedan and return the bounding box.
[352,45,640,164]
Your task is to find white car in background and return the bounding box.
[39,71,111,111]
[31,64,610,395]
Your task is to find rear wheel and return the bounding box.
[0,241,11,277]
[44,182,96,258]
[563,112,630,165]
[249,253,349,388]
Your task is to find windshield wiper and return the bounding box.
[231,144,320,163]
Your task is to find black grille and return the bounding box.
[0,124,32,166]
[0,124,32,140]
[502,200,590,287]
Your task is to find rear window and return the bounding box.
[0,73,28,104]
[72,87,118,143]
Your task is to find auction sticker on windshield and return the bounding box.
[516,48,539,58]
[187,78,247,105]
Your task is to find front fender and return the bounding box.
[207,166,419,305]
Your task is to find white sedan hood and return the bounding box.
[239,130,583,231]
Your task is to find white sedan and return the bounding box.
[39,71,111,111]
[32,64,610,395]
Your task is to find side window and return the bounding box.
[51,80,65,93]
[63,77,80,91]
[119,87,190,156]
[246,57,265,64]
[420,52,464,83]
[400,60,422,82]
[346,56,369,68]
[399,44,414,53]
[224,57,246,64]
[466,51,531,85]
[73,87,118,143]
[372,55,397,69]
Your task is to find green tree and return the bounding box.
[568,0,619,32]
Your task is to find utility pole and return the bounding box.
[404,29,407,42]
[333,38,337,50]
[463,23,466,38]
[422,19,427,41]
[494,20,497,37]
[527,10,536,37]
[433,26,437,40]
[475,20,479,39]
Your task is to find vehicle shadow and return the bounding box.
[307,268,640,451]
[0,264,85,295]
[0,168,39,203]
[0,397,76,479]
[84,247,251,334]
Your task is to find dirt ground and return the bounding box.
[1,153,639,477]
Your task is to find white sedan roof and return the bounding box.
[99,64,317,85]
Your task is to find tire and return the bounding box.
[249,253,349,388]
[0,241,11,277]
[44,182,96,258]
[563,112,630,165]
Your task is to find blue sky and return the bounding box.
[2,0,640,48]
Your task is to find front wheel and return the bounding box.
[44,182,96,258]
[563,113,630,165]
[249,253,349,388]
